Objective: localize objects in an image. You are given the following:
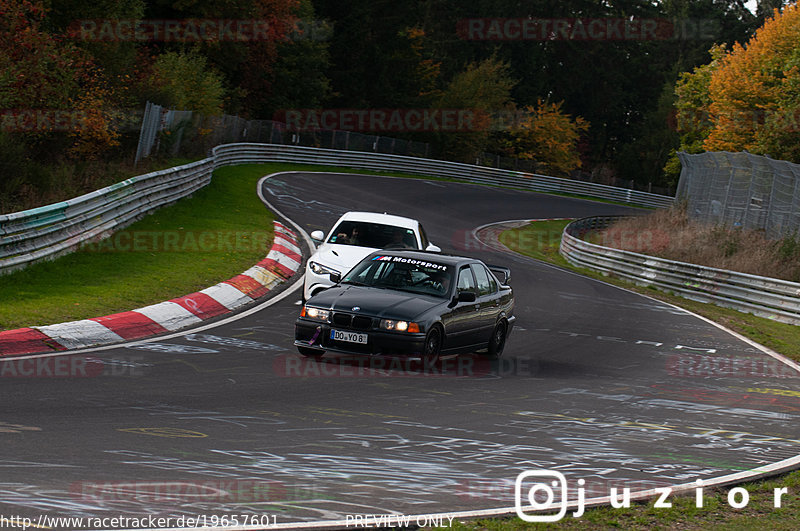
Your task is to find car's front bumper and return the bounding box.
[295,320,426,356]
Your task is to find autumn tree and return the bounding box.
[0,0,91,112]
[699,4,800,161]
[0,0,125,161]
[504,100,589,176]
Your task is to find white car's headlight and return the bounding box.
[309,261,340,276]
[301,306,331,322]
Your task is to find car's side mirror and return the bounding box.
[426,243,441,252]
[329,272,342,284]
[457,291,476,303]
[311,230,325,243]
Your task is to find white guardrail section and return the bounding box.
[212,143,675,208]
[0,143,674,276]
[0,159,215,275]
[560,216,800,325]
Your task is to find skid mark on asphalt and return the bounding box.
[183,333,286,352]
[117,427,208,438]
[126,344,220,354]
[551,387,796,421]
[94,403,289,430]
[0,423,41,434]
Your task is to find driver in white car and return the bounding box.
[336,225,362,246]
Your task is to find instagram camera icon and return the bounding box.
[515,470,568,522]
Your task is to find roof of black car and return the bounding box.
[368,250,477,266]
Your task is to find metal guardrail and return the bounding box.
[212,144,676,208]
[0,143,675,276]
[560,216,800,325]
[0,159,214,275]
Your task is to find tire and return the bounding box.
[487,321,507,358]
[423,326,443,366]
[297,346,324,358]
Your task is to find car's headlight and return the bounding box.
[301,306,331,322]
[380,319,420,333]
[309,261,340,276]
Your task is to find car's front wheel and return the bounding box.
[297,346,324,358]
[423,326,442,366]
[486,320,507,358]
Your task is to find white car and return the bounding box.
[303,211,441,301]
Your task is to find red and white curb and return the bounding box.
[0,221,301,357]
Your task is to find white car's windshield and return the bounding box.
[343,255,453,298]
[327,221,419,249]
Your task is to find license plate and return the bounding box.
[331,329,368,344]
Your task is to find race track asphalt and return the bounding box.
[2,172,799,528]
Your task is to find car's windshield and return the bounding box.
[343,255,453,298]
[327,221,419,249]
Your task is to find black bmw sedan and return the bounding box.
[294,250,514,363]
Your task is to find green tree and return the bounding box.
[434,56,517,162]
[313,0,435,107]
[146,51,225,115]
[416,0,755,182]
[143,0,299,115]
[665,43,727,180]
[258,0,332,117]
[44,0,145,87]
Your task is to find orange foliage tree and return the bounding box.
[0,0,91,110]
[505,100,589,175]
[67,68,122,159]
[701,4,800,161]
[0,0,122,159]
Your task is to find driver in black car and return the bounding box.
[428,270,451,295]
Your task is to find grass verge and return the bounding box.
[0,164,279,330]
[452,219,800,530]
